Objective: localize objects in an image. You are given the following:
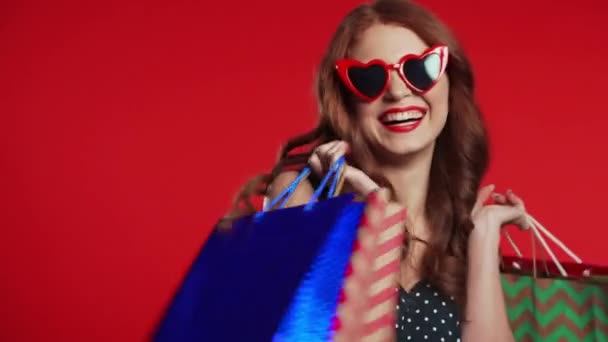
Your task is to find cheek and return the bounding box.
[425,77,450,113]
[354,102,380,123]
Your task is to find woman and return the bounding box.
[225,0,529,340]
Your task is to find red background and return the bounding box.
[1,0,607,341]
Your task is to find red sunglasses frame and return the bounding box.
[335,44,449,102]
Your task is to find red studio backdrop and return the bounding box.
[1,0,607,341]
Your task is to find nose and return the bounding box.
[383,66,411,101]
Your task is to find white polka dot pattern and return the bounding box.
[395,280,461,341]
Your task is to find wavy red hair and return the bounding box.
[221,0,490,312]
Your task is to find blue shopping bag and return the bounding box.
[153,158,366,342]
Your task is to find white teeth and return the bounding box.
[382,111,424,122]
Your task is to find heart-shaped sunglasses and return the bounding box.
[335,44,448,101]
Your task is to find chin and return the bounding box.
[382,128,435,149]
[388,144,429,157]
[375,139,434,160]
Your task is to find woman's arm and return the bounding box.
[461,186,528,342]
[462,226,515,342]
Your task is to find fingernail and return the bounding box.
[507,189,513,194]
[344,264,353,277]
[331,317,342,330]
[492,193,500,199]
[338,291,346,303]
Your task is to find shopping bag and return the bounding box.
[331,188,406,342]
[152,157,407,342]
[500,217,608,342]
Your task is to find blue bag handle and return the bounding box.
[262,156,346,212]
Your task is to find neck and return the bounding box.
[363,143,435,235]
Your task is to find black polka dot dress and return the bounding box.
[395,280,461,342]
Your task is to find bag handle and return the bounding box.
[262,157,347,212]
[503,213,585,277]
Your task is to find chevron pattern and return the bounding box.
[333,189,406,342]
[502,273,608,342]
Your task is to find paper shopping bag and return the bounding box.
[502,261,608,341]
[153,158,407,342]
[500,217,608,342]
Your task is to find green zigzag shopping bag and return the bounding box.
[500,214,608,341]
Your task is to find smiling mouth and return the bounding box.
[378,107,427,133]
[379,110,425,126]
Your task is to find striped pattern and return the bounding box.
[502,273,608,342]
[333,189,407,342]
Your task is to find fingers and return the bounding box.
[308,152,323,176]
[327,141,347,166]
[493,189,531,230]
[505,189,526,210]
[307,140,379,197]
[472,184,495,216]
[309,141,336,175]
[315,141,339,171]
[477,187,531,231]
[493,189,525,208]
[491,192,507,204]
[308,141,348,176]
[505,189,531,230]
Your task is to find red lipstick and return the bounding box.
[378,106,427,133]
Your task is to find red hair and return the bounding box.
[222,0,490,312]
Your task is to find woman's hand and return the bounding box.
[469,184,531,252]
[308,140,380,197]
[464,184,522,342]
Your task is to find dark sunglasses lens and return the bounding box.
[402,52,442,91]
[347,64,387,99]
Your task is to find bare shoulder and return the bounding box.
[265,171,314,209]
